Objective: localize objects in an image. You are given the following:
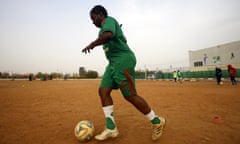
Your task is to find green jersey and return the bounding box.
[99,17,137,96]
[99,16,134,62]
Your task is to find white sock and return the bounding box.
[145,109,156,121]
[103,105,115,123]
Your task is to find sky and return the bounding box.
[1,0,240,75]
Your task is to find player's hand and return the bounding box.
[82,45,93,54]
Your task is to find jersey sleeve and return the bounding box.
[100,17,116,36]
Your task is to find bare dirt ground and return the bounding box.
[0,79,239,144]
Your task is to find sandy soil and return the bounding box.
[0,79,239,144]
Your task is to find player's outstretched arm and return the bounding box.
[82,31,114,54]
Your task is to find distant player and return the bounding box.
[173,71,177,82]
[215,65,223,85]
[82,5,166,141]
[227,64,237,85]
[177,70,183,83]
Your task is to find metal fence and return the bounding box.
[136,69,240,79]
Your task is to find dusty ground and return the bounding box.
[0,79,239,144]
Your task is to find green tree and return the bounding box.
[86,70,98,78]
[2,72,9,78]
[36,72,43,79]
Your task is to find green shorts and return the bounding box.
[100,54,137,97]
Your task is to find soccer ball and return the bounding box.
[74,120,94,141]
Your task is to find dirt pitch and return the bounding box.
[0,79,239,144]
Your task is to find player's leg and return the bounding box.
[217,75,221,84]
[233,77,237,85]
[125,93,151,114]
[98,88,116,130]
[98,87,113,106]
[231,77,234,85]
[119,69,166,140]
[95,66,119,141]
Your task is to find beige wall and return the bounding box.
[189,41,240,71]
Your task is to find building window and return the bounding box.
[194,61,203,67]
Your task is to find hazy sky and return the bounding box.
[1,0,240,75]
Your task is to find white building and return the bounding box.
[189,40,240,71]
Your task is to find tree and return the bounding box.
[86,70,98,78]
[1,72,9,78]
[36,72,43,79]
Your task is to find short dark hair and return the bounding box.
[90,5,108,17]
